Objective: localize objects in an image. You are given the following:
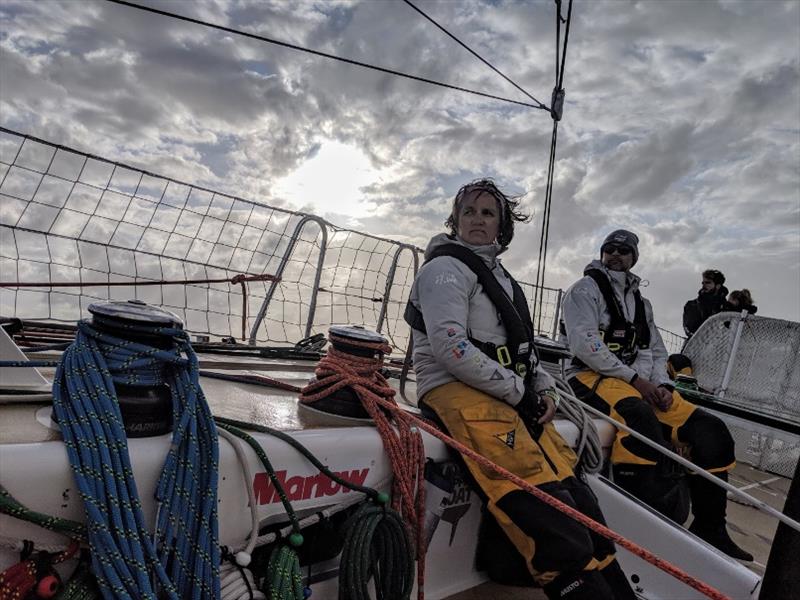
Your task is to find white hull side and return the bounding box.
[0,420,762,599]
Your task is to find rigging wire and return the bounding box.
[401,0,547,110]
[533,0,573,334]
[103,0,549,111]
[97,0,569,331]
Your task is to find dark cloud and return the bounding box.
[731,63,800,124]
[576,122,696,207]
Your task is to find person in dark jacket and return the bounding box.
[727,289,758,314]
[683,269,729,337]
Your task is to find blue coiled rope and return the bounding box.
[51,316,220,600]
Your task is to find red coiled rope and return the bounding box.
[299,333,427,600]
[0,540,79,600]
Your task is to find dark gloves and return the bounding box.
[516,387,548,435]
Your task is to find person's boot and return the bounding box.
[688,473,753,561]
[612,463,690,523]
[599,559,638,600]
[542,569,614,600]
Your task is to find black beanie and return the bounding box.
[601,229,639,265]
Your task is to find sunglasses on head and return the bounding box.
[602,244,632,256]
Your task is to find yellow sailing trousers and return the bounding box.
[569,371,735,473]
[422,382,615,584]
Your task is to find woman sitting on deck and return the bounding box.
[404,179,635,600]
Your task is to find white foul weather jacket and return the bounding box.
[561,260,671,386]
[409,233,555,405]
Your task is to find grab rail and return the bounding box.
[248,215,328,344]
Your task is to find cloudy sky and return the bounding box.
[1,0,798,336]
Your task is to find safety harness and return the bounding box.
[404,243,537,381]
[579,268,650,366]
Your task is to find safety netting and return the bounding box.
[657,327,685,356]
[0,128,566,353]
[684,312,800,476]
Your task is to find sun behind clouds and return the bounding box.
[275,140,380,220]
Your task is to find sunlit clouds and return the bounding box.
[1,0,798,334]
[274,140,382,224]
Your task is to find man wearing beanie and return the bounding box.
[561,229,752,561]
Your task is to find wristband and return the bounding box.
[540,388,561,409]
[629,373,639,384]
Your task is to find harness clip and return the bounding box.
[496,345,512,367]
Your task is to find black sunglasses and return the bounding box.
[602,244,633,256]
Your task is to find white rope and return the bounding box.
[217,427,259,566]
[219,560,266,600]
[557,387,800,533]
[553,378,604,473]
[233,476,393,553]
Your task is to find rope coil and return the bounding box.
[219,553,266,600]
[299,333,426,600]
[338,502,414,600]
[50,318,220,599]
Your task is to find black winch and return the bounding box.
[304,325,389,420]
[87,299,180,438]
[328,325,387,357]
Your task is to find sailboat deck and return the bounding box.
[0,349,786,593]
[0,350,418,442]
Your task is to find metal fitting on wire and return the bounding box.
[551,87,565,121]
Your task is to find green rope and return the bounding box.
[265,544,303,600]
[214,417,383,502]
[338,502,414,600]
[214,418,413,600]
[0,485,87,540]
[215,422,306,600]
[215,422,304,536]
[54,563,101,600]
